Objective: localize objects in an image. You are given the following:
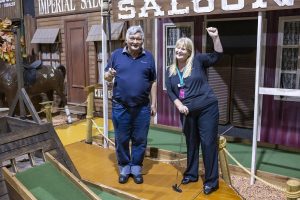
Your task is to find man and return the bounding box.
[104,26,157,184]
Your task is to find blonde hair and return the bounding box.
[168,37,194,78]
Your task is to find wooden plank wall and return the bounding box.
[35,12,155,117]
[36,12,106,112]
[0,0,22,20]
[24,15,38,60]
[0,116,79,199]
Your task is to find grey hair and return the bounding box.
[126,26,145,41]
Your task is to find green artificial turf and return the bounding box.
[226,142,300,178]
[16,162,126,200]
[88,184,124,200]
[16,162,91,200]
[109,127,300,179]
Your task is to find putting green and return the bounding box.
[16,162,91,200]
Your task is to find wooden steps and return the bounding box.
[66,142,242,200]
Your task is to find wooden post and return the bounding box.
[40,101,53,123]
[8,28,42,124]
[85,85,95,144]
[218,136,232,185]
[286,179,300,200]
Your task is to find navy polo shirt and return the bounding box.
[105,47,156,107]
[165,51,222,111]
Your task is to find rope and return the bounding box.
[91,119,115,146]
[219,125,234,136]
[24,99,87,118]
[223,148,286,192]
[150,126,232,163]
[56,100,88,111]
[25,108,45,117]
[225,147,300,198]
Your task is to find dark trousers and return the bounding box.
[112,101,151,175]
[182,101,219,187]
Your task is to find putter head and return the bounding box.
[172,184,182,193]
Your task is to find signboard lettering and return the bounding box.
[0,0,16,9]
[37,0,101,15]
[113,0,300,21]
[0,0,20,19]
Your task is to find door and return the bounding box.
[207,20,257,128]
[65,20,88,104]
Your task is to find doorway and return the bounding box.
[207,20,257,129]
[65,20,89,104]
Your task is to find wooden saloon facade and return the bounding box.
[1,0,299,149]
[113,0,300,149]
[32,0,126,112]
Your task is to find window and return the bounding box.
[163,22,193,90]
[40,43,61,67]
[275,17,300,101]
[31,28,61,66]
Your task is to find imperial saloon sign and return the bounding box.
[36,0,101,16]
[112,0,300,20]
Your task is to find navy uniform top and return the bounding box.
[165,51,222,112]
[105,47,156,107]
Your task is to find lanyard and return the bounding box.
[176,67,186,87]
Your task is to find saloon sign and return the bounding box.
[36,0,101,16]
[0,0,21,19]
[112,0,300,20]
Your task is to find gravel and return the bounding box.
[231,175,286,200]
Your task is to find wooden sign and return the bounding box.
[35,0,101,17]
[0,0,22,19]
[112,0,300,21]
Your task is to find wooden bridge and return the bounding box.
[66,141,242,200]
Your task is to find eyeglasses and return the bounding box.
[128,37,143,42]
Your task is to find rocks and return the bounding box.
[231,175,285,200]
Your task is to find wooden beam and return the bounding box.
[20,88,42,124]
[45,153,101,200]
[82,180,142,200]
[259,87,300,97]
[0,126,49,145]
[10,159,18,173]
[27,153,35,167]
[1,167,37,200]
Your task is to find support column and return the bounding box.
[219,136,232,185]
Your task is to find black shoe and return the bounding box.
[203,185,219,195]
[181,177,198,185]
[119,174,129,184]
[132,174,143,184]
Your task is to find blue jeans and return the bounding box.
[112,101,151,176]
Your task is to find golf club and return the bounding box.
[172,115,186,193]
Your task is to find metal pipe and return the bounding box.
[251,11,264,185]
[101,0,109,148]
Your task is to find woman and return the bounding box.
[165,27,223,195]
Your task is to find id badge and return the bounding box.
[178,83,185,88]
[179,88,185,99]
